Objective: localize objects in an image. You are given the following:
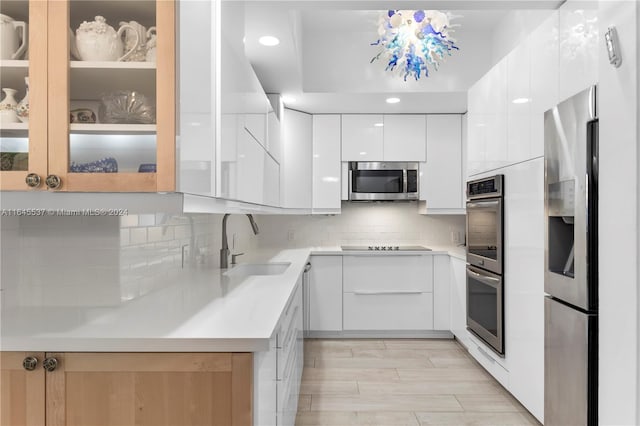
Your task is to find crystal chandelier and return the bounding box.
[371,9,460,81]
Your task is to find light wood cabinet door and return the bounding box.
[44,352,252,426]
[0,1,49,191]
[0,352,45,426]
[1,0,176,192]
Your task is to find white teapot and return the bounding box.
[75,16,139,61]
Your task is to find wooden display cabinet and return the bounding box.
[0,352,252,426]
[0,0,175,192]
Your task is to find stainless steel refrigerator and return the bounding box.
[544,86,598,426]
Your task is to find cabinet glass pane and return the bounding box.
[68,0,157,174]
[0,0,29,172]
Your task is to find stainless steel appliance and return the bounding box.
[465,174,505,356]
[340,245,432,251]
[348,162,418,201]
[544,86,598,426]
[466,175,504,274]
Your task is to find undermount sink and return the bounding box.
[223,262,291,277]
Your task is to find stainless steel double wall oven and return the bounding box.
[465,175,505,356]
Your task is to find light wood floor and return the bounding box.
[296,339,541,426]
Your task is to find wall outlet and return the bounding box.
[287,230,295,241]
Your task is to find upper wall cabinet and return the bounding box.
[342,115,426,162]
[281,108,311,209]
[312,115,341,213]
[341,115,383,161]
[420,115,463,213]
[0,0,176,192]
[382,115,426,162]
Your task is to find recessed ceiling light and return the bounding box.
[512,97,530,104]
[374,123,384,127]
[281,95,295,104]
[359,152,367,156]
[386,97,401,104]
[258,36,280,47]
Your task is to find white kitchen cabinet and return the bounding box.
[267,108,282,164]
[255,273,304,426]
[343,255,433,293]
[281,109,312,209]
[341,162,349,201]
[263,154,280,207]
[449,256,469,346]
[420,115,464,213]
[466,60,508,176]
[341,115,384,161]
[342,255,434,331]
[432,255,451,330]
[506,37,532,164]
[501,158,544,421]
[308,256,343,332]
[312,115,342,213]
[343,293,434,330]
[382,115,426,161]
[237,130,265,205]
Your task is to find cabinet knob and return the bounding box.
[42,357,58,372]
[45,174,62,190]
[22,356,39,371]
[25,173,41,188]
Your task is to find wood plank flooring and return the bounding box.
[296,339,541,426]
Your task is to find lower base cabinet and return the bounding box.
[1,351,253,426]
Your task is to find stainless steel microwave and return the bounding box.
[348,162,419,201]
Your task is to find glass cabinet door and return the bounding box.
[0,0,48,190]
[47,0,175,192]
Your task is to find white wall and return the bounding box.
[256,202,465,248]
[597,1,639,424]
[490,10,557,65]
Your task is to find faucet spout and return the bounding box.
[220,214,260,269]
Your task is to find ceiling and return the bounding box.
[242,1,565,113]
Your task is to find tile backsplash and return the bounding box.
[0,203,463,308]
[0,213,258,308]
[256,202,465,248]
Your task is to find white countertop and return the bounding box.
[1,246,466,353]
[1,249,311,353]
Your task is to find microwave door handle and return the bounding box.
[467,269,501,288]
[466,200,500,209]
[403,169,408,193]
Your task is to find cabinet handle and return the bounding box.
[353,290,423,295]
[45,175,62,190]
[25,173,41,188]
[42,357,58,372]
[22,356,39,371]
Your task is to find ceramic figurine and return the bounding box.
[16,77,29,123]
[0,88,19,124]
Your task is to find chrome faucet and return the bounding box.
[220,214,260,268]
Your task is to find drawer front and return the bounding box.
[343,255,433,292]
[467,338,509,388]
[343,292,433,330]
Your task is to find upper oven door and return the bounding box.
[466,197,503,274]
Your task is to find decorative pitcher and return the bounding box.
[0,14,28,60]
[75,16,139,62]
[119,20,156,62]
[16,77,29,123]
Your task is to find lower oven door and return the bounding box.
[466,265,504,356]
